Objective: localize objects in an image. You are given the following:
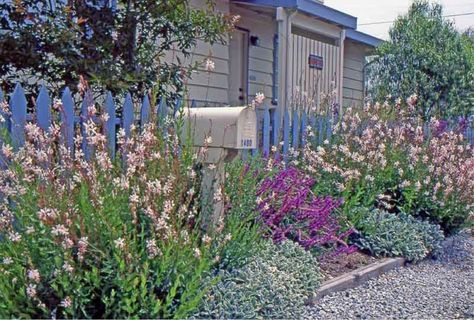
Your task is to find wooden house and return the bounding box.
[168,0,382,113]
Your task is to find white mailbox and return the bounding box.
[182,106,257,150]
[181,106,257,230]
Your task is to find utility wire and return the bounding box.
[358,11,474,26]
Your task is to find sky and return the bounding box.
[325,0,474,40]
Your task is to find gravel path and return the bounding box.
[305,231,474,319]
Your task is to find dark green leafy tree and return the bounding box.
[0,0,233,99]
[367,1,474,118]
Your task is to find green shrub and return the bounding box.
[355,209,445,262]
[194,240,322,319]
[367,1,474,118]
[0,114,261,318]
[304,103,474,233]
[218,158,268,269]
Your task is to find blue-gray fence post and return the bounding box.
[300,110,307,147]
[36,85,52,132]
[282,108,290,159]
[80,90,93,160]
[122,92,134,139]
[292,109,299,150]
[263,105,270,156]
[105,91,116,158]
[251,108,261,157]
[10,83,27,150]
[271,107,280,148]
[140,93,151,127]
[61,88,75,152]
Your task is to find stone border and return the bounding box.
[308,257,406,304]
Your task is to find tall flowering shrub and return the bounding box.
[256,166,355,254]
[304,99,474,232]
[0,103,250,318]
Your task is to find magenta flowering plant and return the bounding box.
[256,166,355,254]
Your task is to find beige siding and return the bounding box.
[289,32,341,107]
[232,4,276,104]
[342,40,367,107]
[162,0,231,106]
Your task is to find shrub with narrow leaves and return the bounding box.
[194,240,322,319]
[304,102,474,233]
[355,209,445,262]
[0,103,259,318]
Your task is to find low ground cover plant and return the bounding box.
[0,105,259,318]
[304,100,474,233]
[352,208,444,262]
[194,240,322,319]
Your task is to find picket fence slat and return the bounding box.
[292,110,299,150]
[36,86,52,132]
[271,107,280,148]
[105,92,116,158]
[61,88,75,151]
[282,108,290,157]
[10,84,27,149]
[140,93,151,127]
[123,92,134,138]
[300,111,307,147]
[262,106,270,156]
[81,90,93,160]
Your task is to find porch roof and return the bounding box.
[346,29,383,47]
[231,0,383,47]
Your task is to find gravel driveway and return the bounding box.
[305,231,474,319]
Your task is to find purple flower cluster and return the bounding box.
[257,166,356,254]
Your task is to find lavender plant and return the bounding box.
[256,166,355,254]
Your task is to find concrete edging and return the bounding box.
[308,257,406,304]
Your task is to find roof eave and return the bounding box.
[346,29,383,47]
[230,0,356,29]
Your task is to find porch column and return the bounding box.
[276,7,294,130]
[338,29,346,111]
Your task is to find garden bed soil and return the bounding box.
[319,251,379,280]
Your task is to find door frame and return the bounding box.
[231,26,250,106]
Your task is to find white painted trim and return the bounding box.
[291,12,341,40]
[339,29,346,110]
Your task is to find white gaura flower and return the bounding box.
[114,238,126,250]
[205,58,215,72]
[254,92,265,105]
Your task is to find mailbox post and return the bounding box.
[182,106,257,229]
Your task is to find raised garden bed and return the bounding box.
[319,251,379,281]
[310,256,406,303]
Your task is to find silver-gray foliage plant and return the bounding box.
[194,240,322,319]
[356,209,445,262]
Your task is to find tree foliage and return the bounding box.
[367,1,474,118]
[0,0,233,98]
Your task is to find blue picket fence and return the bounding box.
[249,106,335,158]
[0,84,179,159]
[250,106,474,161]
[0,84,472,163]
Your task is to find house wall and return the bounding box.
[163,0,231,107]
[342,39,367,107]
[289,31,341,107]
[162,1,372,109]
[231,4,276,105]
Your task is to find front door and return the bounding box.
[229,28,249,106]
